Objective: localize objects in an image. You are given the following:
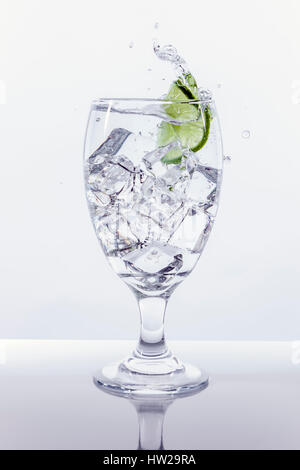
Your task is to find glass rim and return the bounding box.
[91,97,213,105]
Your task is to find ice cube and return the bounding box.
[119,133,156,166]
[160,253,183,273]
[123,242,183,274]
[86,189,111,207]
[134,197,186,244]
[94,210,137,255]
[184,151,198,175]
[188,166,217,202]
[142,142,180,174]
[158,165,190,203]
[126,208,151,245]
[143,148,163,170]
[114,155,139,174]
[88,154,106,165]
[88,156,133,196]
[89,128,131,162]
[141,176,155,198]
[197,165,219,184]
[160,193,173,204]
[184,152,219,183]
[87,164,108,191]
[161,166,183,187]
[169,210,211,251]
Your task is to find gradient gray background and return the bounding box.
[0,0,299,340]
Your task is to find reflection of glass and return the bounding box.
[85,98,223,396]
[134,398,172,450]
[94,379,203,450]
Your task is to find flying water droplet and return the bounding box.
[223,155,231,161]
[129,41,134,49]
[242,130,250,139]
[154,22,159,30]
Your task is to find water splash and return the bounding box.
[153,41,188,74]
[153,41,212,102]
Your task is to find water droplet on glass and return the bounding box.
[242,130,250,139]
[129,41,134,49]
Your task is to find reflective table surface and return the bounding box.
[0,340,299,450]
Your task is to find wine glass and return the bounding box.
[84,96,223,397]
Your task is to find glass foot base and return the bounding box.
[93,351,209,398]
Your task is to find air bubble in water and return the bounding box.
[242,130,250,139]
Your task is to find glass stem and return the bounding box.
[136,296,168,358]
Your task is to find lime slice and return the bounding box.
[176,121,205,150]
[195,105,211,152]
[164,82,199,121]
[161,147,183,165]
[157,121,177,146]
[175,74,198,100]
[158,75,211,164]
[183,73,198,98]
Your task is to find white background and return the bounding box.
[0,0,299,340]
